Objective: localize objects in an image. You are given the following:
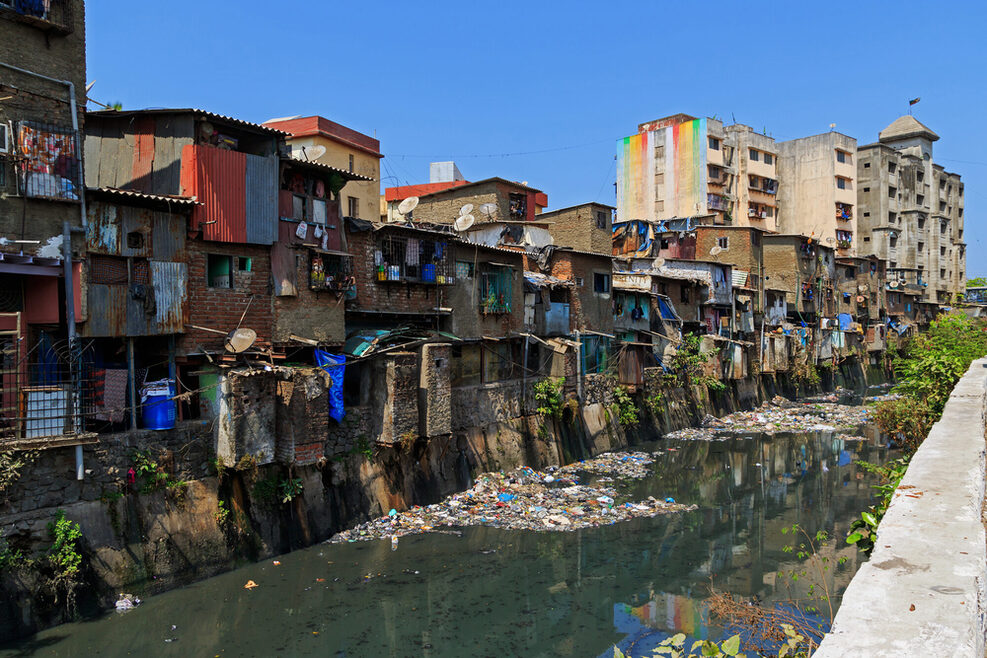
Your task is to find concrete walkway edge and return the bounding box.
[815,357,987,657]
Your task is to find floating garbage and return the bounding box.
[114,593,141,613]
[665,396,870,441]
[328,461,695,544]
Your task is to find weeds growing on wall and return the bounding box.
[533,377,566,419]
[0,449,38,501]
[46,510,83,612]
[846,458,910,555]
[611,385,639,427]
[131,450,188,502]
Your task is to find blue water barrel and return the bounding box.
[140,381,176,430]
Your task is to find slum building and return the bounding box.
[535,202,614,255]
[383,175,548,225]
[0,0,89,447]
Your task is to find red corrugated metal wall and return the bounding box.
[131,116,156,193]
[180,144,247,243]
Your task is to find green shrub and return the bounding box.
[612,385,639,427]
[533,377,565,419]
[46,510,83,610]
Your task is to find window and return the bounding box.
[889,162,897,174]
[917,194,924,206]
[126,231,144,250]
[312,199,327,225]
[888,212,896,224]
[655,145,665,160]
[293,195,307,221]
[889,235,897,248]
[377,234,452,282]
[863,212,870,217]
[836,177,847,190]
[940,246,946,256]
[575,277,584,286]
[89,255,129,285]
[479,265,512,314]
[751,231,761,246]
[917,242,924,252]
[207,254,233,288]
[680,285,690,304]
[717,237,729,249]
[917,216,925,229]
[916,170,924,182]
[347,196,359,218]
[863,187,870,193]
[863,237,870,242]
[708,137,720,150]
[455,260,474,279]
[863,162,871,169]
[238,257,252,272]
[940,269,946,278]
[595,210,607,229]
[509,193,527,219]
[836,150,847,163]
[593,273,611,293]
[348,154,354,172]
[763,153,773,165]
[888,186,897,198]
[749,149,759,162]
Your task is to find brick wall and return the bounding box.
[180,240,273,354]
[272,248,346,345]
[542,204,612,255]
[412,184,500,224]
[447,243,522,339]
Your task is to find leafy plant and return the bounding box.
[533,377,566,419]
[0,449,38,500]
[870,398,933,454]
[667,334,719,388]
[0,538,25,572]
[646,391,665,414]
[614,632,745,657]
[846,457,910,554]
[215,500,231,528]
[46,510,83,610]
[611,385,639,427]
[279,477,304,504]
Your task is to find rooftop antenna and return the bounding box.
[454,213,475,232]
[301,144,326,161]
[397,196,419,221]
[830,123,836,132]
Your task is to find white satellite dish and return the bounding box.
[85,80,96,93]
[654,257,666,269]
[889,281,899,289]
[459,203,474,216]
[478,203,496,219]
[454,214,475,232]
[303,145,326,161]
[397,196,419,215]
[825,237,835,245]
[710,246,723,256]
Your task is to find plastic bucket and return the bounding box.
[140,381,176,430]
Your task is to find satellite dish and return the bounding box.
[478,203,496,218]
[710,246,723,256]
[654,257,666,269]
[85,80,96,93]
[459,203,474,216]
[397,197,419,215]
[454,214,475,232]
[225,328,257,353]
[303,145,326,161]
[889,281,899,289]
[825,237,835,245]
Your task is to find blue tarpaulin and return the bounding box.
[657,296,679,321]
[315,350,346,422]
[837,313,853,331]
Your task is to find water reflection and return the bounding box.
[1,429,890,658]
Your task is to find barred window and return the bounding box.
[89,255,128,285]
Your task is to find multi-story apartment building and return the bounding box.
[775,132,858,257]
[855,115,965,304]
[263,116,382,222]
[617,114,779,230]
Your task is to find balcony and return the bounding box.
[0,0,74,35]
[836,202,853,222]
[12,120,81,202]
[707,193,731,212]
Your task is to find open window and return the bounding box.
[207,254,233,288]
[479,265,512,314]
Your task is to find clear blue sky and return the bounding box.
[86,1,985,276]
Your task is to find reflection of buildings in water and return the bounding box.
[615,592,709,638]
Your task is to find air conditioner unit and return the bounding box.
[0,122,9,154]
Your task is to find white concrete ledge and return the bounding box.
[815,358,987,657]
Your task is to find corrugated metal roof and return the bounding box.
[89,187,199,208]
[245,154,278,244]
[732,270,749,287]
[285,156,376,182]
[87,109,290,136]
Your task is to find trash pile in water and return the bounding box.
[665,395,870,441]
[329,457,691,544]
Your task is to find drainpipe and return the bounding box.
[574,329,583,402]
[2,61,89,478]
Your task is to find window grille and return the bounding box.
[374,234,453,284]
[15,121,81,201]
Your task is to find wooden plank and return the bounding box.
[152,115,181,196]
[83,122,102,189]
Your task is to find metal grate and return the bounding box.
[14,120,81,201]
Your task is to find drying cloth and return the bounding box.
[314,350,346,422]
[103,369,128,424]
[405,238,420,266]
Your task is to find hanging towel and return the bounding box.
[405,238,420,265]
[103,369,128,424]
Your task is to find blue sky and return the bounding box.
[86,1,985,275]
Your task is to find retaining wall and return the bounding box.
[816,358,987,657]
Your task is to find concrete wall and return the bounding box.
[539,203,613,255]
[816,358,987,657]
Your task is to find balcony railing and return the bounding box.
[0,0,74,34]
[14,120,81,201]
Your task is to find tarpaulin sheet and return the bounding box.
[315,350,346,422]
[657,296,679,321]
[837,313,853,331]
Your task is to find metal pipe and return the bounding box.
[574,329,583,402]
[127,338,137,430]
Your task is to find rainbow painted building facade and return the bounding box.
[618,115,713,223]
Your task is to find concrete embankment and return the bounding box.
[815,358,987,657]
[0,359,874,641]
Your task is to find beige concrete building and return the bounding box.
[538,202,614,255]
[856,116,965,304]
[776,132,858,256]
[263,116,381,221]
[725,124,779,232]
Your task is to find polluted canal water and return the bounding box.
[2,398,892,657]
